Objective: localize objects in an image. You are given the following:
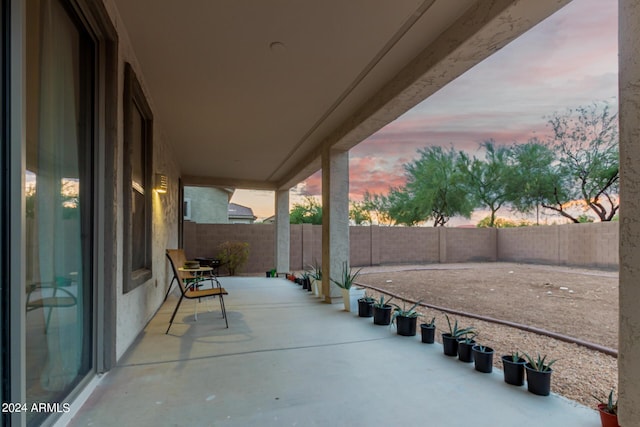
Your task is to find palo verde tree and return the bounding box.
[384,146,473,226]
[349,201,371,225]
[362,190,394,225]
[457,141,513,227]
[507,139,564,225]
[544,102,619,222]
[289,196,323,224]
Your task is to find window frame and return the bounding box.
[122,62,153,293]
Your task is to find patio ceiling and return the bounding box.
[112,0,570,191]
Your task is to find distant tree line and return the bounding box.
[291,102,619,227]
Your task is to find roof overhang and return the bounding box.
[113,0,571,190]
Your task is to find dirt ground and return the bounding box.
[355,262,619,408]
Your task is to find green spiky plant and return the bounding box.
[373,294,394,308]
[422,316,436,327]
[523,352,557,372]
[592,389,617,415]
[444,314,476,339]
[330,262,362,290]
[358,291,376,304]
[391,300,423,321]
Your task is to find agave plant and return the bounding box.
[391,300,423,320]
[373,294,394,308]
[592,388,618,415]
[422,316,436,327]
[444,314,476,339]
[523,352,557,372]
[510,351,523,362]
[359,291,376,303]
[330,262,361,290]
[305,259,322,281]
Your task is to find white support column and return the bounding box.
[619,1,640,425]
[274,189,290,274]
[321,148,349,303]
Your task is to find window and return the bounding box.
[123,63,153,292]
[183,198,192,220]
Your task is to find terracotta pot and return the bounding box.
[597,404,619,427]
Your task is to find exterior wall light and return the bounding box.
[155,173,168,194]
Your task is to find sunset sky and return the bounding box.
[232,0,618,221]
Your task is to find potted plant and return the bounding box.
[391,301,423,336]
[592,389,619,427]
[523,353,556,396]
[457,331,477,363]
[300,272,312,291]
[442,315,475,357]
[472,344,494,373]
[330,262,363,312]
[420,317,436,344]
[357,293,376,318]
[306,260,322,298]
[501,351,526,386]
[373,295,394,325]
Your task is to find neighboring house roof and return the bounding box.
[228,203,256,221]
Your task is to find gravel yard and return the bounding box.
[355,262,618,408]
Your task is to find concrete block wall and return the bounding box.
[497,222,618,269]
[443,227,497,262]
[183,222,619,273]
[185,223,275,274]
[378,226,439,264]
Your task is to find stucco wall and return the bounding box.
[103,0,181,361]
[184,222,619,274]
[184,186,230,224]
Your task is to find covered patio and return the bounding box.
[67,276,597,426]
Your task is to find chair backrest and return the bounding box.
[166,249,189,293]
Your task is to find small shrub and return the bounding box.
[217,241,249,276]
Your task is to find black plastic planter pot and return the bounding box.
[395,315,417,336]
[457,340,476,363]
[442,333,458,356]
[501,356,526,386]
[358,300,374,318]
[420,324,435,343]
[305,277,312,292]
[373,305,392,325]
[472,345,494,373]
[525,364,553,396]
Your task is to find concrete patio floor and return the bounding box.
[68,276,599,427]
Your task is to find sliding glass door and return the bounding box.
[25,0,94,424]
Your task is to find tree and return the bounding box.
[545,102,619,222]
[362,191,394,225]
[508,139,563,225]
[349,201,371,225]
[289,196,323,224]
[377,146,474,226]
[457,141,513,227]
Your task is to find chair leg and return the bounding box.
[166,294,185,334]
[218,294,228,328]
[164,277,176,302]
